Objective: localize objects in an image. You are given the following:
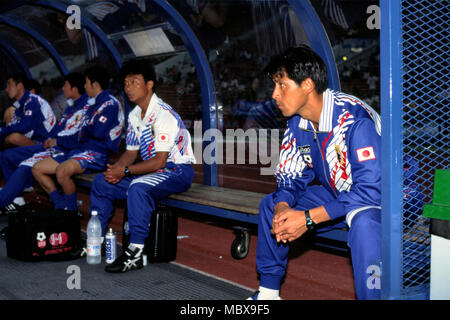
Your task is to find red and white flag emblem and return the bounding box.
[356,146,376,162]
[99,115,107,123]
[157,133,170,143]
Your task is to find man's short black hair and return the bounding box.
[7,73,29,87]
[84,66,110,90]
[120,59,157,92]
[64,72,86,95]
[264,45,328,94]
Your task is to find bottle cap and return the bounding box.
[108,228,113,234]
[91,210,98,216]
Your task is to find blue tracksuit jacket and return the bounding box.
[256,89,383,300]
[274,89,382,226]
[51,93,91,151]
[90,94,194,244]
[77,89,124,155]
[0,90,56,143]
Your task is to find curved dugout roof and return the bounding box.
[0,0,341,186]
[0,0,339,87]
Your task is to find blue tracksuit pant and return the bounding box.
[90,164,194,245]
[0,145,44,207]
[256,185,381,300]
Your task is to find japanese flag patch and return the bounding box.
[157,133,170,143]
[356,146,376,162]
[25,110,33,116]
[99,115,107,123]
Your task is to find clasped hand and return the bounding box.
[104,163,125,184]
[43,138,57,149]
[271,203,307,243]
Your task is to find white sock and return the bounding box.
[257,286,280,300]
[13,197,25,206]
[129,243,144,256]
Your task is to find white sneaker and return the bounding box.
[247,291,282,300]
[13,197,26,206]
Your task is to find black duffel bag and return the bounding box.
[5,210,82,262]
[122,203,178,262]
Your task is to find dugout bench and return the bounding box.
[73,173,349,259]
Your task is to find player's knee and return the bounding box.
[259,194,276,220]
[55,164,72,183]
[350,209,381,235]
[31,163,43,177]
[261,193,277,210]
[91,173,112,195]
[127,183,147,199]
[92,173,105,188]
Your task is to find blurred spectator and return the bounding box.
[367,73,379,94]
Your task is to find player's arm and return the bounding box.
[84,101,119,140]
[272,123,315,208]
[120,110,178,175]
[322,119,381,224]
[0,104,40,137]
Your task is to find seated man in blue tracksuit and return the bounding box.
[31,66,124,213]
[3,78,42,125]
[249,46,382,300]
[0,72,90,214]
[1,73,56,148]
[89,60,195,273]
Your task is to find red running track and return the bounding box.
[76,191,356,300]
[175,216,356,300]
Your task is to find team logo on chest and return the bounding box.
[335,145,345,166]
[298,145,313,168]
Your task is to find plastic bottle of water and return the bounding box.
[86,210,102,264]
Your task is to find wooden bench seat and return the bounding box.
[73,173,349,258]
[74,175,262,213]
[166,183,264,215]
[73,174,264,224]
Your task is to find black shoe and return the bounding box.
[104,247,143,273]
[0,202,25,216]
